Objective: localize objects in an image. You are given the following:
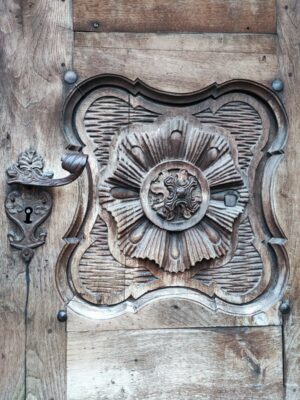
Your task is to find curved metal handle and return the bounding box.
[5,147,88,262]
[6,147,88,187]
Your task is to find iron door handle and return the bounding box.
[6,148,88,187]
[5,148,88,261]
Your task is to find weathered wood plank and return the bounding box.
[67,327,283,400]
[75,32,277,54]
[24,0,74,394]
[67,297,281,332]
[0,0,73,398]
[0,245,25,399]
[73,0,277,34]
[74,33,278,92]
[275,1,300,398]
[0,1,29,398]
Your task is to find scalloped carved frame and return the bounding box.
[57,75,288,318]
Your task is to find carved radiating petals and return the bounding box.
[63,78,288,311]
[120,223,167,267]
[129,219,149,243]
[183,227,216,265]
[181,126,210,163]
[122,133,150,171]
[99,116,247,273]
[110,187,139,200]
[106,199,144,237]
[182,221,231,267]
[203,154,242,187]
[166,233,185,273]
[200,220,230,257]
[108,152,146,189]
[197,135,228,170]
[206,200,244,232]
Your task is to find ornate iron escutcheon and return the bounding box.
[5,148,88,261]
[56,76,289,316]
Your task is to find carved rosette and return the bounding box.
[57,77,289,313]
[99,117,247,273]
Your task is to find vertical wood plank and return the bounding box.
[276,1,300,398]
[0,0,73,399]
[0,1,28,398]
[24,0,74,398]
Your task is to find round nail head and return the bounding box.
[64,70,78,84]
[57,309,67,322]
[92,21,100,29]
[21,248,34,262]
[279,301,290,314]
[272,79,284,92]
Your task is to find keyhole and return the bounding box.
[24,207,33,224]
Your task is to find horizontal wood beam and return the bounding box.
[74,32,278,92]
[73,0,277,34]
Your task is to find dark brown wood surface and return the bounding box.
[73,0,277,34]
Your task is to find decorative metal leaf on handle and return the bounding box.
[6,147,88,187]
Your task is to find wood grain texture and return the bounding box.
[1,1,296,398]
[0,2,28,398]
[73,0,277,34]
[275,1,300,398]
[98,115,248,274]
[74,33,278,92]
[194,218,263,294]
[67,327,283,400]
[62,79,288,315]
[67,299,281,332]
[75,32,277,53]
[0,0,73,398]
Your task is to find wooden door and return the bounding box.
[1,1,300,399]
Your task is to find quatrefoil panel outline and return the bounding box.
[57,75,289,317]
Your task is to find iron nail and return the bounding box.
[64,70,78,84]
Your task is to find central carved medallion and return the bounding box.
[151,168,201,221]
[141,161,209,231]
[99,116,247,273]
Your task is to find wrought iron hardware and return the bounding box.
[5,148,88,261]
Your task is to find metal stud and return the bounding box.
[92,21,100,29]
[64,70,78,84]
[271,79,284,92]
[57,309,67,322]
[279,300,290,314]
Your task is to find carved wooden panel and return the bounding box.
[58,76,288,316]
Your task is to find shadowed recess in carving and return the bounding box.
[193,218,263,295]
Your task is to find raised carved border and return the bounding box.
[57,75,289,317]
